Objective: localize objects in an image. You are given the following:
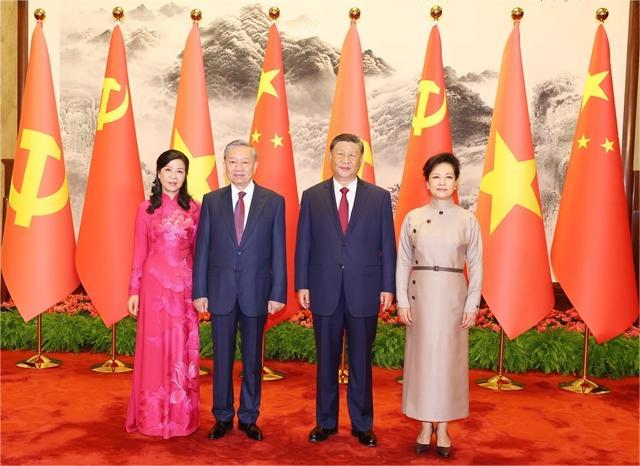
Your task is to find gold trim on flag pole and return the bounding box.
[338,331,349,384]
[476,328,524,391]
[262,334,286,381]
[90,323,133,373]
[430,5,442,21]
[558,328,610,395]
[190,9,202,23]
[268,6,280,22]
[16,314,62,369]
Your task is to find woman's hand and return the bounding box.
[128,295,139,318]
[398,307,412,326]
[460,312,476,329]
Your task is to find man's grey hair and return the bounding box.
[223,139,258,160]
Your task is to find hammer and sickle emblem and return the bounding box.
[412,79,447,136]
[9,129,69,228]
[97,77,129,131]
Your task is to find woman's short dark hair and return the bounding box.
[422,153,461,181]
[329,133,364,155]
[147,149,193,214]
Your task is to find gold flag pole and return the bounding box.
[262,333,285,381]
[91,323,133,373]
[558,327,610,395]
[338,331,349,384]
[476,327,523,390]
[16,314,62,369]
[261,6,286,384]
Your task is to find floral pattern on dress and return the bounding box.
[125,195,201,439]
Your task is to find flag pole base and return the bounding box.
[90,358,133,373]
[338,368,349,385]
[262,365,286,381]
[199,366,211,376]
[16,353,62,369]
[395,376,403,385]
[476,374,524,391]
[558,377,610,395]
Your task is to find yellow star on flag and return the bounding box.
[270,133,284,148]
[601,137,615,153]
[577,135,590,149]
[480,131,542,234]
[172,129,216,201]
[581,70,609,110]
[256,68,279,104]
[251,129,261,143]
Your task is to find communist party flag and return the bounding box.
[551,25,638,343]
[170,22,218,201]
[395,23,452,240]
[250,23,300,328]
[475,20,553,339]
[321,19,375,183]
[2,21,79,321]
[76,25,144,326]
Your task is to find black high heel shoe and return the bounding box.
[435,427,452,458]
[415,424,433,454]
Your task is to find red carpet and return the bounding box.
[1,350,638,465]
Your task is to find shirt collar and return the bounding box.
[231,180,255,197]
[332,177,358,193]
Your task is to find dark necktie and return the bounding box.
[338,187,349,234]
[234,191,246,243]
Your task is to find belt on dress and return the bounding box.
[412,265,463,273]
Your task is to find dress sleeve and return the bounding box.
[463,215,483,314]
[129,204,149,295]
[395,214,414,309]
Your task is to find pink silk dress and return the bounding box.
[125,194,201,438]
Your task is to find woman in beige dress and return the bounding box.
[396,153,483,458]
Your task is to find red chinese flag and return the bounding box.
[475,21,553,339]
[395,24,453,240]
[321,21,375,183]
[2,22,79,321]
[76,25,144,326]
[250,23,300,329]
[551,25,638,343]
[170,22,218,201]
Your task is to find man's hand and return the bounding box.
[297,289,310,309]
[380,292,394,312]
[128,295,139,318]
[268,300,285,315]
[193,297,208,313]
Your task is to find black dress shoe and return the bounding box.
[238,422,264,441]
[308,425,338,442]
[436,445,452,458]
[351,429,377,447]
[208,421,233,440]
[415,442,430,454]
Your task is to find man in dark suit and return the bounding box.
[193,140,286,442]
[295,133,396,447]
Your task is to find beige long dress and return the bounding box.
[396,198,483,422]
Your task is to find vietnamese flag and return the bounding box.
[395,23,453,240]
[170,22,218,201]
[250,23,300,329]
[551,25,638,343]
[475,20,553,339]
[2,21,79,321]
[321,19,375,183]
[76,25,144,326]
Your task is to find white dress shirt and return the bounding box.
[231,181,255,227]
[333,177,358,220]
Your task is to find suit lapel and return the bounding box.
[240,184,268,247]
[323,179,345,238]
[346,178,369,236]
[219,186,238,247]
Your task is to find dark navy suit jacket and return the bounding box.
[295,178,396,317]
[193,184,286,317]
